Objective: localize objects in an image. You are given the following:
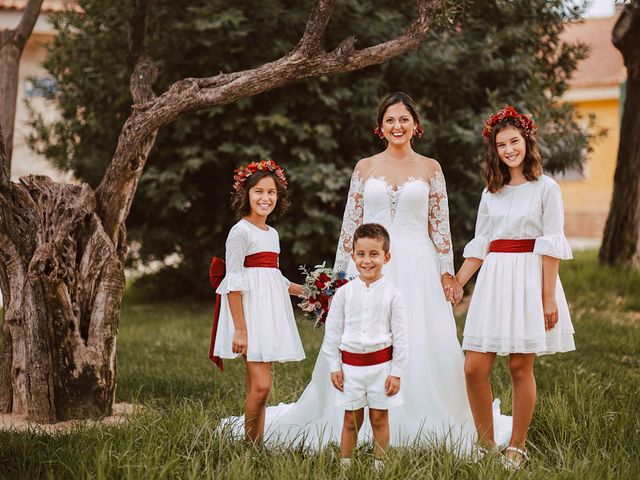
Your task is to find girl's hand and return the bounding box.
[232,329,248,355]
[543,296,559,331]
[331,371,344,392]
[288,282,304,298]
[441,275,463,304]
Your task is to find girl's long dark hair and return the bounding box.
[231,171,289,219]
[483,118,542,193]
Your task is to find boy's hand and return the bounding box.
[385,375,401,396]
[231,329,248,355]
[331,371,344,392]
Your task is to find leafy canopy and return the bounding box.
[29,0,590,298]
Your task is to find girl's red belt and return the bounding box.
[488,239,535,253]
[208,252,280,371]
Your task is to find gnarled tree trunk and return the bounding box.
[599,2,640,269]
[0,165,124,422]
[0,0,441,422]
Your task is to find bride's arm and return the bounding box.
[333,166,365,273]
[427,162,461,301]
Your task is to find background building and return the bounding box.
[560,13,627,245]
[0,0,76,182]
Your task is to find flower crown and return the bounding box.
[233,159,288,192]
[482,105,537,140]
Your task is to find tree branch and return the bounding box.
[12,0,44,50]
[293,0,336,56]
[95,0,441,245]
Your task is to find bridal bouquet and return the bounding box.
[298,263,349,327]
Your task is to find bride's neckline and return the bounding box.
[365,175,428,192]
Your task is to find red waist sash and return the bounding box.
[208,252,280,371]
[341,346,393,367]
[244,251,279,268]
[489,239,535,253]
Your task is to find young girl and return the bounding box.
[455,106,575,468]
[210,159,305,444]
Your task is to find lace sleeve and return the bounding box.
[334,169,364,272]
[428,167,455,276]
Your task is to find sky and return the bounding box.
[584,0,616,17]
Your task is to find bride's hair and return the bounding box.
[483,118,542,193]
[376,92,422,131]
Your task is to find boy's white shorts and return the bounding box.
[335,360,403,411]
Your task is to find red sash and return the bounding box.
[488,239,535,253]
[208,252,280,371]
[341,346,393,367]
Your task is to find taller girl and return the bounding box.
[455,106,575,467]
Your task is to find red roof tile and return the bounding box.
[562,16,626,88]
[0,0,81,13]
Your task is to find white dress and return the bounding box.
[462,175,575,355]
[213,219,305,363]
[219,165,511,451]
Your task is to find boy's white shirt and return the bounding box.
[321,276,409,378]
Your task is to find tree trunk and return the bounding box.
[0,151,125,421]
[0,0,44,170]
[599,3,640,269]
[0,0,440,422]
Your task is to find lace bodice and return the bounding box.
[334,167,455,276]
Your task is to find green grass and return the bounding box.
[1,250,639,479]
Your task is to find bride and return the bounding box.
[223,92,511,451]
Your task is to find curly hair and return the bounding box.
[483,118,542,193]
[353,223,391,253]
[231,170,289,219]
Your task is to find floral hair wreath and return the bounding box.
[482,105,537,141]
[373,125,424,139]
[233,159,288,192]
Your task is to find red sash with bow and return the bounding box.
[209,252,280,371]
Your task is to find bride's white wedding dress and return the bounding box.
[219,165,511,451]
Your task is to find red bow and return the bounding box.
[208,257,226,370]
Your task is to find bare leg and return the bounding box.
[244,361,272,444]
[464,351,497,447]
[341,409,365,458]
[369,408,390,459]
[507,353,536,456]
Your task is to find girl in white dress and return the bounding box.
[211,160,305,444]
[455,106,575,468]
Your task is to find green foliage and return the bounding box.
[1,251,640,478]
[29,0,592,298]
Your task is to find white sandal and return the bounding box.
[501,446,529,470]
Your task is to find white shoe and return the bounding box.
[500,446,529,471]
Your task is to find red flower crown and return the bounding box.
[482,105,537,141]
[233,159,288,192]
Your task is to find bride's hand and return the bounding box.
[441,275,463,304]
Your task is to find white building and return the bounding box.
[1,0,77,182]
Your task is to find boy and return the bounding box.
[322,223,408,467]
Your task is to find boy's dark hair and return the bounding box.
[353,223,391,253]
[231,170,289,219]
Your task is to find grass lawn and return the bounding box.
[1,250,639,479]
